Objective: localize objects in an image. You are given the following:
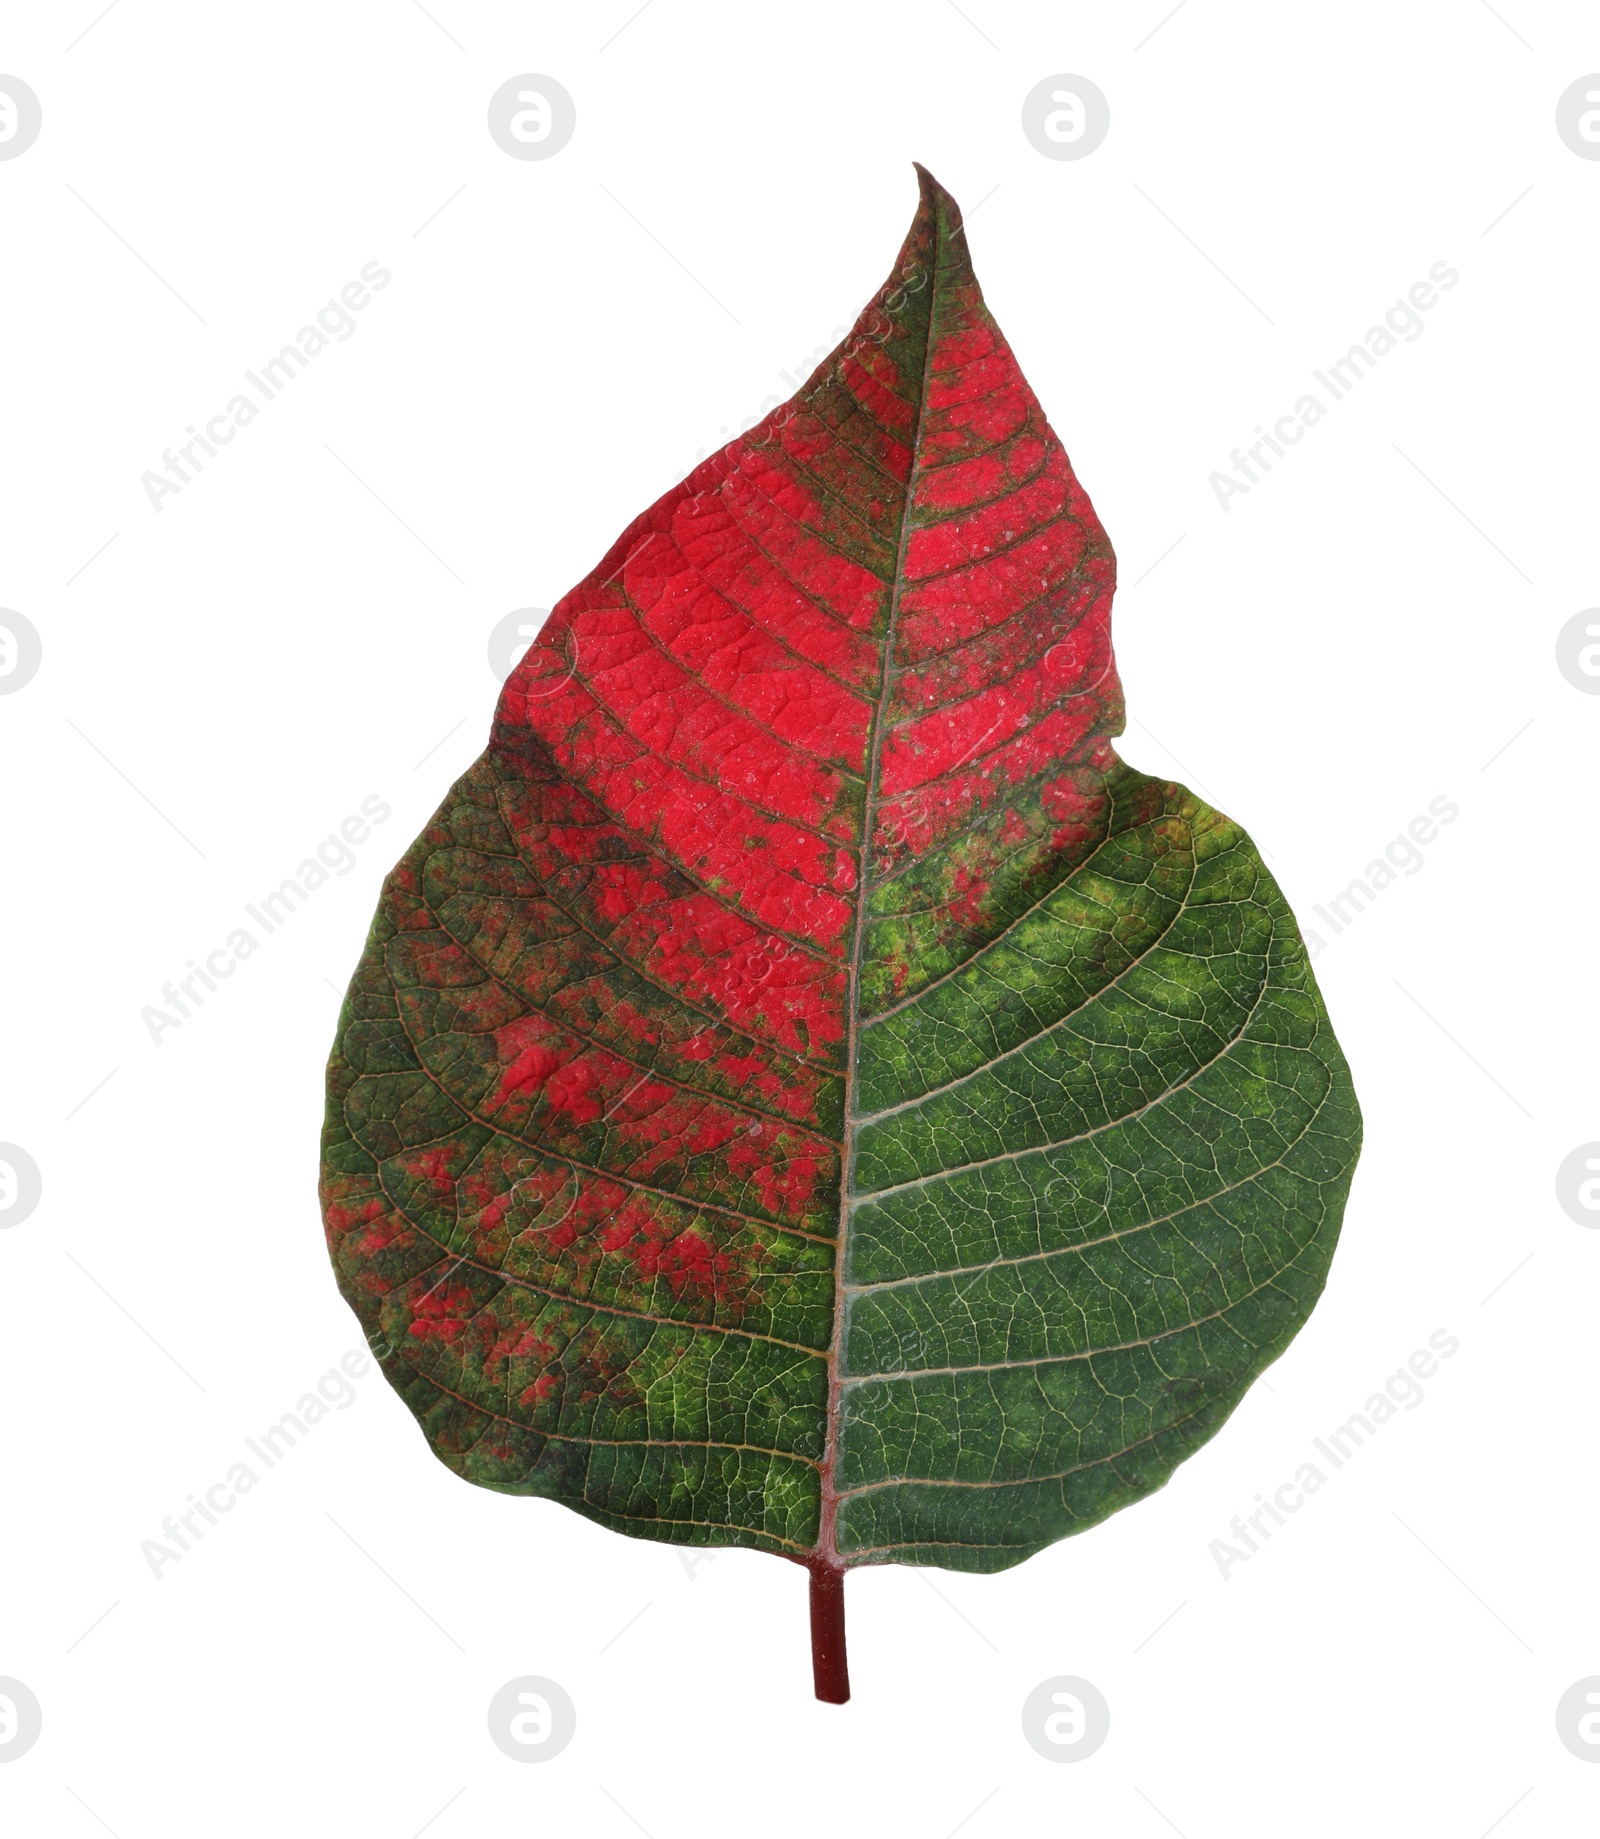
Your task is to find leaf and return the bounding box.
[320,167,1361,1701]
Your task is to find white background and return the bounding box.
[2,1,1596,1833]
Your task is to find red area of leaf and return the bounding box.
[407,1282,476,1344]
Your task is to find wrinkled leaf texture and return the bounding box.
[321,169,1360,1591]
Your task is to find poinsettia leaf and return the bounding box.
[320,167,1361,1701]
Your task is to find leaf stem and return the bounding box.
[808,1558,850,1703]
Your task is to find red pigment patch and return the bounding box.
[486,1323,557,1385]
[404,1146,457,1189]
[407,1282,475,1343]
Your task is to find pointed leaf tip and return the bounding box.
[910,161,964,237]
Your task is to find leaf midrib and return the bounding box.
[819,192,946,1569]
